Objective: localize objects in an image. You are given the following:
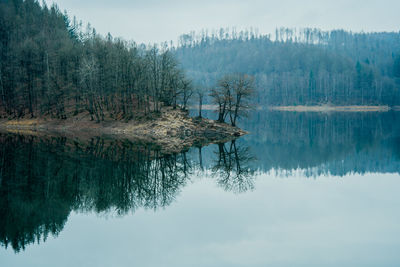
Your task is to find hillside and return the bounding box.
[174,29,400,106]
[0,0,192,120]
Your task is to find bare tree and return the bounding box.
[209,76,231,123]
[210,74,254,125]
[196,88,204,118]
[180,78,193,110]
[80,56,102,122]
[229,74,255,126]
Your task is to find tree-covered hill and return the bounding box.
[174,28,400,106]
[2,1,400,114]
[0,0,192,119]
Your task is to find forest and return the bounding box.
[174,28,400,106]
[1,0,400,121]
[0,0,192,120]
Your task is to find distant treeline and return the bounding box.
[2,1,400,119]
[0,0,192,119]
[174,28,400,106]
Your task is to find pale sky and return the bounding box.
[47,0,400,44]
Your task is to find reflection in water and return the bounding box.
[195,110,400,176]
[241,111,400,176]
[211,141,256,193]
[1,111,400,253]
[0,134,253,252]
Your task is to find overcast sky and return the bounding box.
[47,0,400,44]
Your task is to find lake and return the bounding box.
[1,111,400,266]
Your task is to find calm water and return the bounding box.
[1,111,400,266]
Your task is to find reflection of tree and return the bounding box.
[0,134,255,253]
[0,134,191,252]
[211,140,256,193]
[197,146,204,171]
[0,135,73,252]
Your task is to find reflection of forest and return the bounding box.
[1,111,400,252]
[241,111,400,175]
[0,134,253,252]
[194,110,400,175]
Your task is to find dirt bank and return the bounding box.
[0,108,247,154]
[269,105,391,112]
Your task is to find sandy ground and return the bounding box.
[268,105,392,112]
[190,104,396,112]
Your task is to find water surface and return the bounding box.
[1,111,400,266]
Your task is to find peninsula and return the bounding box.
[0,107,246,154]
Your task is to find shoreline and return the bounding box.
[269,105,392,112]
[190,105,399,112]
[0,108,246,154]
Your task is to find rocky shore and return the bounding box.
[0,108,247,154]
